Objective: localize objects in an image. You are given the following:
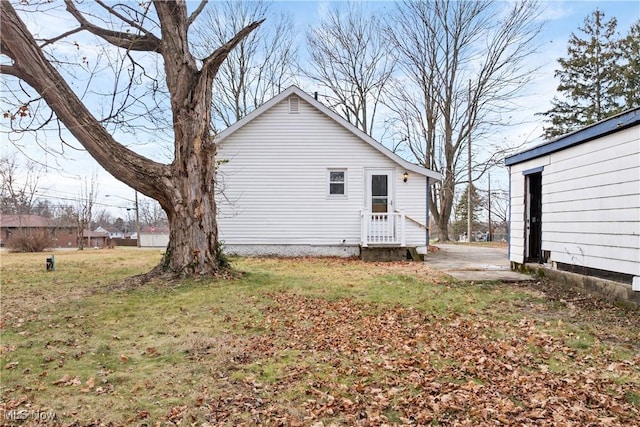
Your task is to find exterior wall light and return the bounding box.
[403,171,409,182]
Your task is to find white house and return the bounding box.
[505,107,640,292]
[95,226,124,239]
[214,85,442,258]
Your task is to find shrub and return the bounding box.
[6,229,54,252]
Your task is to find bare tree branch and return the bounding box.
[188,0,208,26]
[95,0,157,33]
[64,0,162,52]
[1,0,167,198]
[39,27,84,48]
[201,19,265,76]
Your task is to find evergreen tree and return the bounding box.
[621,21,640,108]
[451,185,484,239]
[541,10,624,138]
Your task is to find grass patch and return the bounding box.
[1,251,639,425]
[627,391,640,408]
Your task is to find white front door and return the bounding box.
[366,169,394,242]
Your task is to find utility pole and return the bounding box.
[135,191,140,248]
[109,192,141,247]
[488,173,492,242]
[467,80,472,243]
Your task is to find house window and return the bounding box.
[328,169,346,196]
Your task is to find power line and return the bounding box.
[28,192,132,210]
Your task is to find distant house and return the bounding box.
[95,225,124,239]
[0,214,75,248]
[0,214,110,248]
[505,108,639,292]
[83,229,110,248]
[215,85,442,258]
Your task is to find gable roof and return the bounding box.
[505,107,640,166]
[84,229,109,238]
[215,85,442,182]
[1,214,77,229]
[95,225,121,233]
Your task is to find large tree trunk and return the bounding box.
[159,69,222,276]
[152,2,220,276]
[1,1,262,278]
[77,227,85,251]
[151,158,221,276]
[430,170,455,241]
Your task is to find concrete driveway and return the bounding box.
[425,243,534,282]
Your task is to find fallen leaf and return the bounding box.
[53,374,71,385]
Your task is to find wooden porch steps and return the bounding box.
[360,246,422,262]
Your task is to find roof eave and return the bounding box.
[505,107,640,166]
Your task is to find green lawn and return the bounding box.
[1,249,638,425]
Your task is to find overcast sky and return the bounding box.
[2,0,639,218]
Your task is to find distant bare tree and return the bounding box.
[138,197,168,227]
[75,174,98,250]
[92,209,114,229]
[305,2,395,136]
[0,154,44,215]
[386,0,543,240]
[52,204,77,226]
[193,0,298,131]
[485,190,510,238]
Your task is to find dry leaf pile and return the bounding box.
[199,293,639,426]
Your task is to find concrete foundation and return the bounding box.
[223,244,360,258]
[516,263,640,310]
[360,246,411,262]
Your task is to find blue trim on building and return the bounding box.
[523,166,544,175]
[505,108,640,166]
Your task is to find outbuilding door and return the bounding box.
[525,172,543,262]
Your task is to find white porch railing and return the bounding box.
[360,210,406,247]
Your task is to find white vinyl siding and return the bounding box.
[509,126,640,277]
[395,174,430,245]
[216,96,428,248]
